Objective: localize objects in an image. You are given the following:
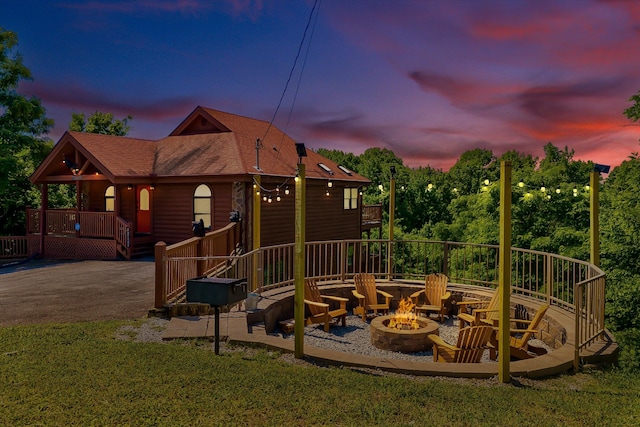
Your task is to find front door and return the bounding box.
[136,185,151,233]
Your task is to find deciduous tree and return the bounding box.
[0,28,53,234]
[69,111,132,136]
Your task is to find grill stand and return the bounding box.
[214,306,220,355]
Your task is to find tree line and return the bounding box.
[318,139,640,370]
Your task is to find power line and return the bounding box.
[259,0,321,147]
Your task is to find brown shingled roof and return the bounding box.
[31,106,370,185]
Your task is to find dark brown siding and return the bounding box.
[260,181,361,247]
[306,183,361,241]
[152,182,233,245]
[118,185,136,224]
[85,181,111,211]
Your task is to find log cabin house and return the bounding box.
[27,106,380,260]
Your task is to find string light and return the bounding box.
[327,180,333,188]
[285,186,290,195]
[325,189,330,196]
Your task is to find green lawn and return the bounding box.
[1,320,639,426]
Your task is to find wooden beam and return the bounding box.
[498,160,512,383]
[294,164,306,359]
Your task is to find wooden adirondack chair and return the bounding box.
[304,279,348,332]
[489,303,550,360]
[428,325,494,363]
[352,273,393,321]
[507,303,550,359]
[456,288,500,329]
[409,273,451,322]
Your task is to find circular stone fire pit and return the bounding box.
[370,315,440,353]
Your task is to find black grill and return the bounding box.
[186,277,247,306]
[185,277,247,355]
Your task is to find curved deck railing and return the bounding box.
[156,238,606,369]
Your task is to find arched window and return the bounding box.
[193,184,212,228]
[105,186,115,212]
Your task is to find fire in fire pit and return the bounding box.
[387,297,419,330]
[370,297,440,353]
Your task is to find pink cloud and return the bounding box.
[22,80,199,121]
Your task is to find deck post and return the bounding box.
[39,184,48,257]
[498,160,512,383]
[154,242,167,309]
[252,175,261,292]
[294,163,306,359]
[387,172,396,280]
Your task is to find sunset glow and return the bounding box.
[5,0,640,170]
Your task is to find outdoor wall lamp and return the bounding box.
[594,163,610,174]
[127,184,133,191]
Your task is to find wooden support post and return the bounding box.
[39,184,48,257]
[154,241,167,309]
[294,164,306,359]
[252,175,261,291]
[498,160,512,383]
[387,174,395,280]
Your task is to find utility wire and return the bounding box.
[279,0,322,149]
[259,0,320,145]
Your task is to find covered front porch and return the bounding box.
[25,207,151,260]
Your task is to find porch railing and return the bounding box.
[362,204,382,225]
[154,238,606,369]
[27,208,115,238]
[154,222,240,308]
[0,236,29,259]
[115,216,132,259]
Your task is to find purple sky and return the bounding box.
[5,0,640,170]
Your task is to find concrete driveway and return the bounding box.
[0,258,155,327]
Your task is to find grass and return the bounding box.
[1,320,639,426]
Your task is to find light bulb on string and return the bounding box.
[284,186,290,195]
